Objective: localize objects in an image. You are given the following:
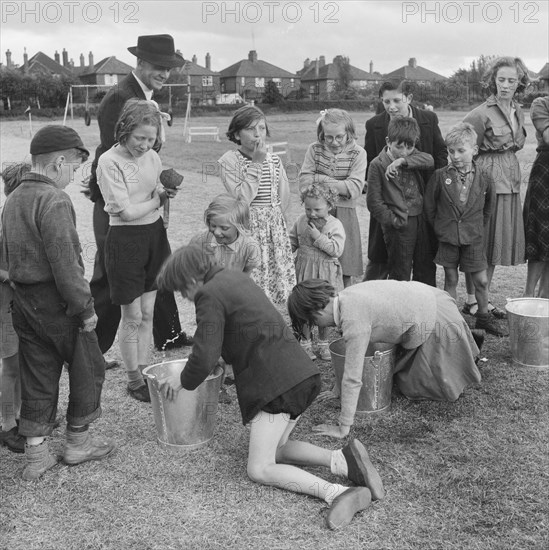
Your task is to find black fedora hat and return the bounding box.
[128,34,184,68]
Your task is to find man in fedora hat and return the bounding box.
[87,35,192,389]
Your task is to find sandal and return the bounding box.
[488,302,507,319]
[462,302,478,315]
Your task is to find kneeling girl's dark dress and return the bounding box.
[179,267,320,424]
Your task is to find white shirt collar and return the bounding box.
[209,234,239,251]
[132,71,154,100]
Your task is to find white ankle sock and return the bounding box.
[325,483,349,505]
[330,449,348,477]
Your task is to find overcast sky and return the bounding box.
[1,0,547,77]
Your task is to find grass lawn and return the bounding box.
[0,111,547,550]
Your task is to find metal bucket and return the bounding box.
[505,298,549,369]
[329,338,395,414]
[143,360,224,452]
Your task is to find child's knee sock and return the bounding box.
[330,449,348,477]
[127,369,145,390]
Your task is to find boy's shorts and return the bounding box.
[262,374,321,420]
[435,240,487,273]
[105,218,171,305]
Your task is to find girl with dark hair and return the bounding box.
[155,244,384,531]
[288,279,483,438]
[218,105,295,307]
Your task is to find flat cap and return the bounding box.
[30,125,89,156]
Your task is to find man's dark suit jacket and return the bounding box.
[88,73,146,202]
[364,105,448,263]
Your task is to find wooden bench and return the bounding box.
[267,141,288,157]
[186,126,220,143]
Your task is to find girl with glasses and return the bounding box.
[299,109,367,287]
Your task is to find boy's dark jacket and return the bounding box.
[424,162,495,245]
[180,267,319,424]
[366,147,434,229]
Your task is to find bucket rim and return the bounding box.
[505,297,549,318]
[143,360,223,381]
[328,337,395,358]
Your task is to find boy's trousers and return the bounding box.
[381,214,437,286]
[11,282,105,437]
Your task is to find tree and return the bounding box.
[449,54,497,103]
[263,80,284,104]
[333,55,356,99]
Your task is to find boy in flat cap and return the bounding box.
[1,125,115,480]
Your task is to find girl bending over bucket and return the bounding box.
[156,244,384,530]
[288,279,484,439]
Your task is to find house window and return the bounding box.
[272,78,281,89]
[104,74,117,85]
[309,85,316,95]
[359,80,367,89]
[241,76,245,86]
[290,78,295,87]
[202,76,213,87]
[255,77,265,88]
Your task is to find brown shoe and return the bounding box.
[326,487,372,530]
[475,313,508,337]
[64,429,116,465]
[342,439,385,500]
[22,441,60,481]
[127,383,151,402]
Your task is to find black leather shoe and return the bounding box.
[157,331,194,350]
[127,384,151,403]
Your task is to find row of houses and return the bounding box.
[3,47,549,105]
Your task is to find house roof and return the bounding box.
[219,58,295,79]
[299,61,382,82]
[80,56,133,76]
[178,60,218,77]
[22,51,73,77]
[384,64,447,81]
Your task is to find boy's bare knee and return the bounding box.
[247,462,267,483]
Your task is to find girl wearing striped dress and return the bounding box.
[299,109,367,287]
[218,106,295,306]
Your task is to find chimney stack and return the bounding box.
[80,53,85,67]
[54,50,60,64]
[303,58,310,70]
[248,50,258,63]
[62,48,69,67]
[315,58,319,78]
[205,52,211,70]
[192,54,197,64]
[408,57,417,68]
[23,48,28,74]
[5,49,12,68]
[319,55,325,67]
[88,51,94,69]
[369,60,373,74]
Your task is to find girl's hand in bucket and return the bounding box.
[312,423,350,439]
[158,371,183,401]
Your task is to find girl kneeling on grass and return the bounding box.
[156,244,385,530]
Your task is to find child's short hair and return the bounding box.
[317,108,356,142]
[483,56,530,96]
[300,182,339,209]
[378,80,414,98]
[226,105,270,144]
[287,279,336,339]
[387,117,420,147]
[156,244,215,294]
[445,123,478,148]
[1,162,31,196]
[204,193,250,235]
[114,98,162,145]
